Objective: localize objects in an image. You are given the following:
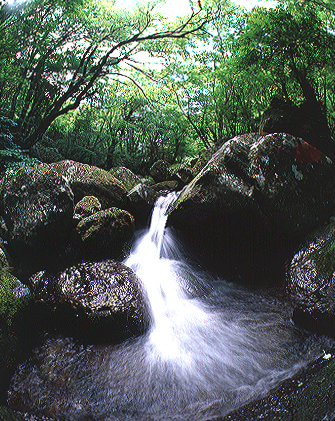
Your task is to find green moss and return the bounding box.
[0,271,28,327]
[291,359,335,420]
[307,229,335,279]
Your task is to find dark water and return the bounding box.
[9,195,335,420]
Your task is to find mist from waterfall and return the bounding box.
[10,193,335,420]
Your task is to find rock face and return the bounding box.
[169,133,335,285]
[287,222,335,338]
[41,160,128,209]
[74,208,135,260]
[0,161,134,279]
[109,166,142,192]
[29,260,150,343]
[0,165,74,277]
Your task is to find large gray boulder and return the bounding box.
[169,133,335,285]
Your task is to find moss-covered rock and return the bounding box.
[74,207,134,260]
[168,163,193,188]
[109,166,142,192]
[0,165,74,279]
[41,160,128,209]
[73,195,101,221]
[149,159,170,183]
[151,180,179,192]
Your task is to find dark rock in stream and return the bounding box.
[0,160,134,279]
[72,207,135,261]
[0,165,74,278]
[221,354,335,421]
[28,260,150,343]
[169,133,335,286]
[287,221,335,339]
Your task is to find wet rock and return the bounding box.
[169,133,335,285]
[191,149,213,177]
[73,208,135,260]
[28,260,150,343]
[168,163,193,188]
[247,133,335,234]
[151,180,179,193]
[0,165,74,278]
[41,160,128,209]
[222,355,335,421]
[127,183,158,227]
[149,159,170,183]
[287,222,335,338]
[73,195,101,222]
[109,166,142,192]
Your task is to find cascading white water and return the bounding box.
[9,193,335,420]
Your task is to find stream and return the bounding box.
[9,193,335,420]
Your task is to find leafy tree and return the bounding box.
[0,0,217,148]
[233,4,335,158]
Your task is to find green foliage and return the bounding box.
[0,0,214,147]
[0,270,29,327]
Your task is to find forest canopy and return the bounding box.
[1,0,335,173]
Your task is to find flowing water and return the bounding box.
[9,193,335,420]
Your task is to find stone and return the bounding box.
[169,133,335,285]
[109,166,142,192]
[287,222,335,337]
[149,160,170,183]
[0,165,74,278]
[73,195,101,221]
[28,260,150,343]
[74,208,135,260]
[41,160,128,209]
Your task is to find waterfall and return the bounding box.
[9,193,335,421]
[126,193,209,364]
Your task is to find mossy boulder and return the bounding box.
[151,180,179,193]
[127,184,157,228]
[149,160,170,183]
[28,260,150,343]
[191,149,212,177]
[287,221,335,337]
[42,160,128,209]
[73,195,101,221]
[168,163,193,188]
[169,133,335,285]
[30,143,64,164]
[109,166,141,192]
[0,165,74,278]
[73,207,135,260]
